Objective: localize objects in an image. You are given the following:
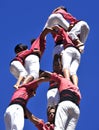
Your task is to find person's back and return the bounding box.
[23,27,54,84]
[10,28,53,88]
[50,25,81,86]
[52,6,78,24]
[10,42,40,88]
[40,71,81,130]
[10,43,29,89]
[4,77,45,130]
[44,6,90,54]
[43,6,69,31]
[50,72,81,100]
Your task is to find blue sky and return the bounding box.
[0,0,98,130]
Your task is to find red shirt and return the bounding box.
[10,80,38,106]
[51,27,75,49]
[49,80,59,89]
[50,73,81,104]
[11,35,46,65]
[36,120,54,130]
[53,8,78,24]
[31,35,46,56]
[14,49,33,65]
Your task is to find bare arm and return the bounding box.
[40,71,52,79]
[40,27,53,39]
[25,108,42,125]
[37,76,50,85]
[18,76,50,89]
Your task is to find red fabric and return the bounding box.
[50,73,81,104]
[52,27,75,49]
[31,35,46,56]
[53,8,78,24]
[17,50,33,63]
[36,120,54,130]
[10,80,38,105]
[49,80,59,88]
[12,49,34,65]
[11,35,46,65]
[12,56,25,65]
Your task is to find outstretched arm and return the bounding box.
[40,71,52,79]
[25,108,42,125]
[36,76,50,84]
[19,76,50,89]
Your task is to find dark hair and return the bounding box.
[53,6,67,13]
[47,106,56,116]
[53,54,61,66]
[47,106,57,124]
[14,43,28,54]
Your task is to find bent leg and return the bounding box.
[43,13,69,30]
